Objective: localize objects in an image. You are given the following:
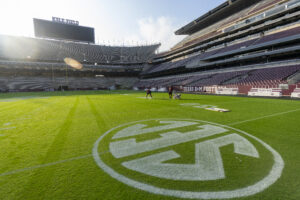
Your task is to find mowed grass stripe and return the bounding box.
[0,98,76,175]
[87,97,111,133]
[18,97,79,200]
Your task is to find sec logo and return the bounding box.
[93,119,284,199]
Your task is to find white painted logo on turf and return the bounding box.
[110,124,226,158]
[122,133,258,181]
[180,103,217,109]
[93,119,284,199]
[112,121,197,139]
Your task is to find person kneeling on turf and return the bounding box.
[174,93,181,100]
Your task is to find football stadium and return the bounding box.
[0,0,300,199]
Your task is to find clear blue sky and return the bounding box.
[0,0,225,51]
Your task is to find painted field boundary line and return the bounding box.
[0,98,56,117]
[0,98,62,125]
[0,127,16,131]
[228,108,300,126]
[0,96,49,111]
[0,150,110,177]
[0,101,30,114]
[20,98,62,117]
[0,98,61,135]
[0,155,92,177]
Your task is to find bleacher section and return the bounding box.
[0,76,138,92]
[136,64,300,96]
[171,0,291,51]
[0,60,144,71]
[144,24,300,75]
[154,0,300,64]
[138,65,300,88]
[0,33,159,91]
[2,0,300,96]
[137,0,300,98]
[0,59,142,92]
[0,35,159,64]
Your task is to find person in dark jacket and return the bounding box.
[146,88,152,98]
[168,86,173,99]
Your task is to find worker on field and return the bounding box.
[174,93,181,100]
[146,88,152,99]
[168,86,173,99]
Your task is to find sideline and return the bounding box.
[0,127,16,131]
[0,150,111,177]
[228,108,300,126]
[0,155,92,177]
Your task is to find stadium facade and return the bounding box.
[1,0,300,98]
[137,0,300,98]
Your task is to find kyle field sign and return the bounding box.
[93,119,284,199]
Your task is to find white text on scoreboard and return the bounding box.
[52,17,79,26]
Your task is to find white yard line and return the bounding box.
[1,98,60,125]
[0,127,16,131]
[0,150,110,177]
[0,154,92,177]
[229,108,300,126]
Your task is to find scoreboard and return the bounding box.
[33,18,95,43]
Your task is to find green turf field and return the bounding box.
[0,91,299,200]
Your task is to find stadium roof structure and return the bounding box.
[175,0,262,35]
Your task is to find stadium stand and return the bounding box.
[137,64,300,88]
[0,35,159,64]
[0,76,137,92]
[0,58,144,92]
[136,0,300,97]
[1,0,300,97]
[0,34,159,91]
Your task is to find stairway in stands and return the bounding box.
[287,70,300,84]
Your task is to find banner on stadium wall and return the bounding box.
[279,84,289,90]
[178,86,219,93]
[215,87,239,95]
[180,86,205,92]
[178,86,238,95]
[248,88,282,97]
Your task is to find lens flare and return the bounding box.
[64,57,83,69]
